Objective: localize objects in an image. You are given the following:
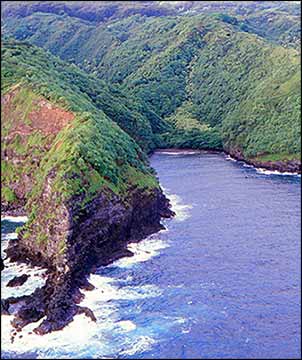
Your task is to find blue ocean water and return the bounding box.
[1,152,301,359]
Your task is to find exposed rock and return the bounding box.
[6,274,30,287]
[1,295,31,316]
[225,147,301,174]
[80,279,95,291]
[1,199,27,217]
[3,186,174,335]
[77,306,97,322]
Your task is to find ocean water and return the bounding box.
[1,152,301,359]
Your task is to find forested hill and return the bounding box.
[1,1,300,48]
[1,38,177,334]
[2,1,300,166]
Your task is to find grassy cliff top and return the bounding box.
[1,40,161,217]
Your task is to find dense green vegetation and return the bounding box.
[2,1,300,161]
[1,40,171,153]
[0,1,300,267]
[1,40,160,222]
[2,1,300,49]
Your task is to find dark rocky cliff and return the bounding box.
[1,43,175,335]
[3,182,174,335]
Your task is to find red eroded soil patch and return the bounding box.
[1,88,76,209]
[2,88,75,139]
[28,99,74,135]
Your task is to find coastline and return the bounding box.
[2,148,300,220]
[1,146,300,336]
[225,148,301,174]
[152,148,301,174]
[1,187,175,336]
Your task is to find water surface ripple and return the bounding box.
[1,152,301,359]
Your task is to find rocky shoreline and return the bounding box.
[1,186,174,337]
[154,147,301,174]
[1,147,300,338]
[225,148,301,174]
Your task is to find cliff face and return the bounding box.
[1,40,174,335]
[5,185,173,335]
[2,93,174,334]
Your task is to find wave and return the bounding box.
[1,200,172,359]
[1,240,47,297]
[119,335,156,356]
[156,150,201,155]
[84,274,162,304]
[111,234,169,268]
[224,156,300,177]
[256,168,301,177]
[242,163,253,168]
[1,215,28,223]
[225,155,237,162]
[1,232,19,258]
[2,265,47,299]
[1,312,100,359]
[160,184,193,221]
[168,193,193,221]
[2,232,18,240]
[2,270,161,359]
[117,320,137,332]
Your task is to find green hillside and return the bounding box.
[1,38,177,333]
[2,40,164,255]
[2,4,299,161]
[2,38,173,153]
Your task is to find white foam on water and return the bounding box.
[174,317,187,324]
[1,273,162,359]
[168,193,193,221]
[1,215,28,222]
[224,156,301,177]
[1,230,20,258]
[112,235,169,268]
[1,230,48,297]
[2,232,18,240]
[117,320,137,332]
[1,215,164,358]
[243,163,253,168]
[83,274,162,304]
[1,273,161,358]
[1,313,104,359]
[160,184,193,222]
[2,297,126,359]
[256,167,301,176]
[1,228,48,296]
[119,335,156,356]
[156,150,201,155]
[225,155,237,162]
[1,263,47,298]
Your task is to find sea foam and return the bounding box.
[1,215,28,222]
[225,155,237,162]
[256,168,301,177]
[112,234,169,268]
[1,208,166,358]
[168,193,193,221]
[155,150,201,155]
